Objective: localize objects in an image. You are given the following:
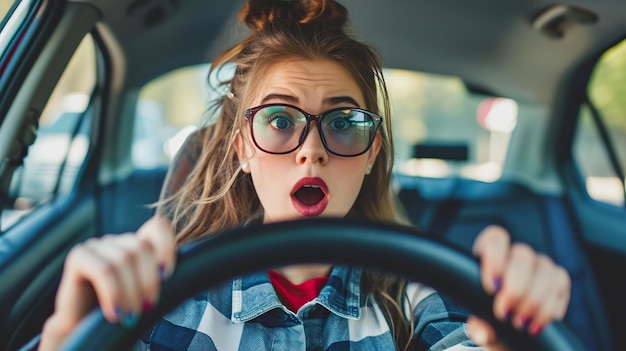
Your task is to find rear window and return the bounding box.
[388,70,517,182]
[134,65,517,181]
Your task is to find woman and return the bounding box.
[34,0,570,350]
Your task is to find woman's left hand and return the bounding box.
[466,225,571,350]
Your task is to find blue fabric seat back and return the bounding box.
[394,173,613,351]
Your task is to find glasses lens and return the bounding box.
[321,109,377,156]
[252,105,306,153]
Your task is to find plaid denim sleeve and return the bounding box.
[411,290,481,350]
[133,289,222,351]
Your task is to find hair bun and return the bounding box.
[239,0,348,32]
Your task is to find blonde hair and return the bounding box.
[159,0,413,348]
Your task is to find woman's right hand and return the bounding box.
[38,216,177,351]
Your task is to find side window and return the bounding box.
[134,63,222,169]
[0,0,14,23]
[573,39,626,207]
[1,0,35,58]
[3,34,96,229]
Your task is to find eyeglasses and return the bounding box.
[244,103,383,157]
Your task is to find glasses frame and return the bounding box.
[244,103,383,157]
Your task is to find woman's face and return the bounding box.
[235,58,381,223]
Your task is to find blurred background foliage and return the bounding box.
[0,0,12,20]
[588,38,626,133]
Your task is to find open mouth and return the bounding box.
[293,185,325,206]
[291,177,329,216]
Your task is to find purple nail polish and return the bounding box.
[115,306,123,321]
[158,264,166,280]
[493,277,502,292]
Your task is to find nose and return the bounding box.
[295,123,328,165]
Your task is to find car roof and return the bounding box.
[85,0,626,104]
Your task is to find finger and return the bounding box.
[89,235,146,322]
[473,225,510,294]
[508,253,554,330]
[466,315,497,346]
[466,316,508,351]
[526,265,571,335]
[137,215,177,279]
[135,240,160,312]
[57,240,126,324]
[108,234,160,313]
[54,243,98,325]
[553,265,571,319]
[494,242,536,321]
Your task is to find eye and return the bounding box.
[330,118,350,130]
[326,113,353,131]
[268,114,294,130]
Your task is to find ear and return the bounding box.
[233,130,252,174]
[365,135,382,175]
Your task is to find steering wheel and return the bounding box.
[60,218,585,350]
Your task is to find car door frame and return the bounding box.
[0,1,103,349]
[556,42,626,351]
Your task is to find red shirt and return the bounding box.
[268,270,330,312]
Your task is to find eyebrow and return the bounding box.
[326,95,360,107]
[260,94,361,108]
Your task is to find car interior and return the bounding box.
[1,0,626,350]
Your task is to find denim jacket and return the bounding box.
[133,265,479,350]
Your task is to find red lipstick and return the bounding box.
[290,177,329,216]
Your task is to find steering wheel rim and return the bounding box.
[61,218,585,350]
